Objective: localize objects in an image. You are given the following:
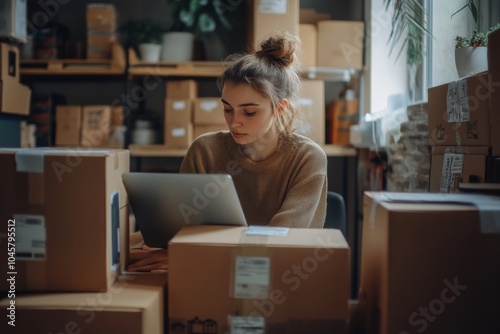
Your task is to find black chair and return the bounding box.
[324,191,347,238]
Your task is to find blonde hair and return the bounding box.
[218,32,304,138]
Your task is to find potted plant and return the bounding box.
[118,19,164,62]
[162,0,241,61]
[452,0,500,77]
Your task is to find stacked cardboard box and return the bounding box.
[164,80,197,148]
[193,97,226,138]
[0,43,31,116]
[86,4,117,59]
[299,79,326,145]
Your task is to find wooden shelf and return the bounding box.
[129,144,356,158]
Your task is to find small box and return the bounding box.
[0,42,20,82]
[0,273,166,334]
[86,3,117,30]
[317,21,364,69]
[55,106,81,146]
[81,105,112,147]
[164,123,193,148]
[358,192,500,334]
[247,0,299,50]
[169,225,350,333]
[166,80,198,99]
[0,0,28,44]
[87,33,117,59]
[488,29,500,156]
[0,80,31,116]
[298,80,325,145]
[165,98,192,125]
[429,146,489,193]
[193,98,225,125]
[299,24,317,67]
[193,124,227,139]
[428,72,491,147]
[0,148,130,292]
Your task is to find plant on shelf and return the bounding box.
[118,19,165,62]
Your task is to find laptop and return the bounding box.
[122,172,248,248]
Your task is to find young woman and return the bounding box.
[180,31,327,228]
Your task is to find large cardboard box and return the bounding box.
[488,29,500,156]
[165,98,192,125]
[317,21,364,69]
[164,123,193,148]
[55,105,82,146]
[299,24,317,67]
[428,72,492,147]
[0,273,165,334]
[0,80,31,115]
[0,0,28,44]
[193,97,225,125]
[0,148,130,292]
[166,80,198,99]
[298,80,325,145]
[429,146,489,193]
[247,0,299,50]
[81,105,112,147]
[358,192,500,334]
[169,225,350,333]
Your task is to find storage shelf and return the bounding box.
[130,144,357,158]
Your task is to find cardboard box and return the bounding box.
[166,80,198,99]
[317,21,364,69]
[193,97,225,125]
[193,124,227,139]
[299,8,331,25]
[165,98,192,125]
[488,29,500,156]
[86,3,117,30]
[358,192,500,334]
[87,33,117,59]
[428,72,491,147]
[0,148,130,292]
[0,0,28,44]
[0,273,165,334]
[0,42,20,83]
[164,123,193,148]
[55,105,83,147]
[298,80,325,145]
[0,80,31,115]
[81,105,112,147]
[169,225,350,333]
[247,0,299,50]
[299,24,317,67]
[330,95,359,145]
[429,146,489,193]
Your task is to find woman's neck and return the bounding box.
[241,129,280,162]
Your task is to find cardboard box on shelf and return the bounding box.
[87,33,117,59]
[193,97,225,125]
[298,80,325,145]
[0,80,31,115]
[317,20,364,69]
[55,105,82,146]
[299,8,331,24]
[0,148,130,292]
[299,24,317,67]
[429,146,490,193]
[166,80,198,99]
[358,192,500,334]
[247,0,299,50]
[0,273,166,334]
[193,124,227,139]
[164,123,193,148]
[165,98,192,125]
[169,225,350,333]
[1,42,20,83]
[330,94,359,145]
[488,29,500,156]
[86,3,117,31]
[81,105,112,147]
[428,72,492,147]
[0,0,28,44]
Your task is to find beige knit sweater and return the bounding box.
[180,131,327,228]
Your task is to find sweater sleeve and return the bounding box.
[267,145,328,229]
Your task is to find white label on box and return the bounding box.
[259,0,287,14]
[173,101,186,110]
[13,215,46,260]
[230,316,265,334]
[439,153,463,193]
[200,100,218,112]
[172,128,186,137]
[458,78,470,122]
[245,226,289,236]
[447,81,459,123]
[234,256,270,299]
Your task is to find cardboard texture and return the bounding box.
[194,125,227,139]
[81,105,112,146]
[429,146,490,193]
[488,29,500,156]
[299,24,317,67]
[358,192,500,334]
[164,123,193,148]
[298,80,325,145]
[330,97,359,145]
[55,106,82,146]
[169,225,350,334]
[299,8,331,24]
[193,98,225,125]
[0,43,31,115]
[86,3,117,30]
[165,98,193,125]
[166,80,198,99]
[428,72,492,147]
[0,273,165,334]
[247,0,299,50]
[317,21,364,69]
[0,148,130,292]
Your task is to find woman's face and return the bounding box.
[221,82,277,146]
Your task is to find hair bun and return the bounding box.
[256,32,299,68]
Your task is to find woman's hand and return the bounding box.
[127,246,168,273]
